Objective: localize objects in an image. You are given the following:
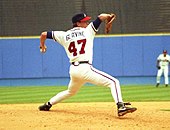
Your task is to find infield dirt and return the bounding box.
[0,102,170,130]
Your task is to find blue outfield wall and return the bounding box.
[0,34,170,81]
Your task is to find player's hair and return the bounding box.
[73,23,78,27]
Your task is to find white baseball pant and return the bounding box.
[157,66,169,84]
[49,64,123,105]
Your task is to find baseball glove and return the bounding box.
[157,66,161,70]
[105,13,116,34]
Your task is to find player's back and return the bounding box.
[61,24,95,63]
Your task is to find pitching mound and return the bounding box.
[0,102,170,130]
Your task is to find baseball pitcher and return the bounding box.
[38,13,137,116]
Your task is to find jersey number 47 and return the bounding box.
[68,39,86,56]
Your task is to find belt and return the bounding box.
[71,61,89,66]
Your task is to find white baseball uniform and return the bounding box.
[48,22,123,105]
[156,53,170,85]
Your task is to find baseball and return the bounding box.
[40,48,44,53]
[40,46,47,53]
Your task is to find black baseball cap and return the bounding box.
[72,13,91,24]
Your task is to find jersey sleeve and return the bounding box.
[86,22,97,37]
[52,31,65,45]
[92,17,102,31]
[157,55,161,60]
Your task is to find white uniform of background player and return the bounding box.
[156,50,170,87]
[39,13,136,116]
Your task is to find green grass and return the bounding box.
[0,85,170,104]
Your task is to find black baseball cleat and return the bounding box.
[39,102,52,111]
[165,84,168,87]
[117,102,137,116]
[156,83,159,87]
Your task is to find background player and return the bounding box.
[156,50,170,87]
[38,13,137,116]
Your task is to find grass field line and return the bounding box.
[0,85,169,104]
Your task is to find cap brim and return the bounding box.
[80,16,91,22]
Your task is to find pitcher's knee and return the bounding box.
[67,89,77,96]
[108,78,120,88]
[114,78,120,85]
